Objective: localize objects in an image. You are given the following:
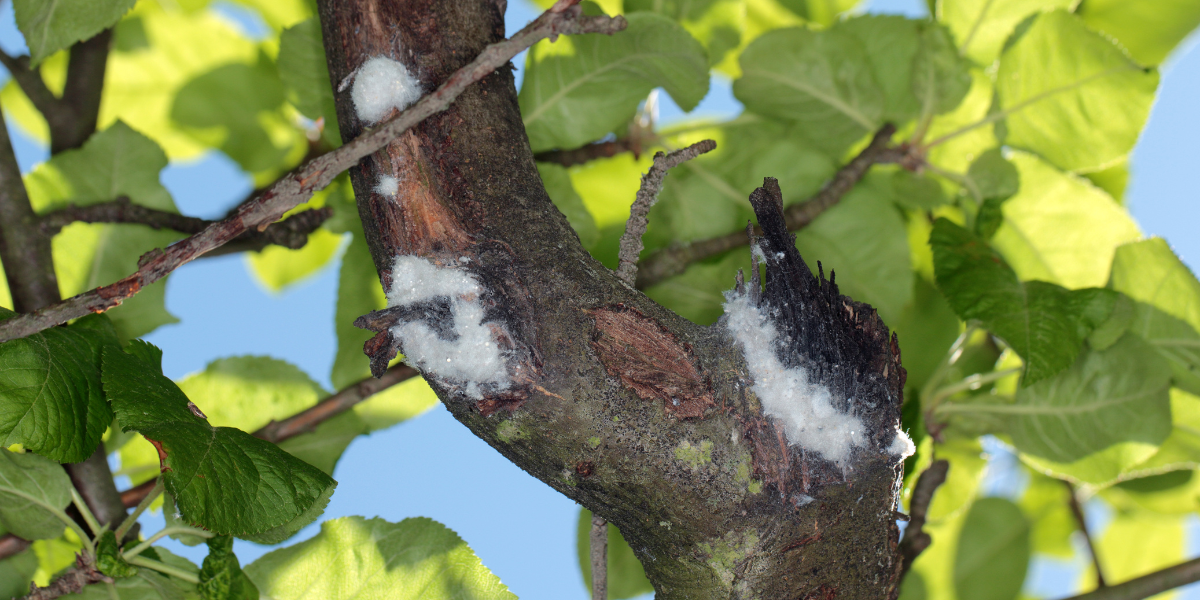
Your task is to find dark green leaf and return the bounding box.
[75,547,201,600]
[0,549,37,599]
[520,13,709,152]
[954,497,1029,600]
[245,516,517,600]
[0,448,73,540]
[96,531,139,579]
[836,15,922,124]
[277,18,341,147]
[912,22,971,117]
[13,0,136,64]
[0,315,118,462]
[199,536,259,600]
[966,148,1019,200]
[102,347,336,538]
[893,277,961,394]
[125,340,165,374]
[576,508,653,600]
[891,170,948,210]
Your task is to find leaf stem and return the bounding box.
[125,555,200,584]
[114,479,162,542]
[71,488,103,537]
[929,368,1021,408]
[122,527,214,561]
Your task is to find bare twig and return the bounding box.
[0,3,626,345]
[1059,557,1200,600]
[614,140,716,284]
[0,534,29,559]
[590,514,608,600]
[534,136,645,167]
[633,124,904,289]
[39,197,334,254]
[1064,481,1106,588]
[20,553,110,600]
[897,459,949,581]
[0,51,58,120]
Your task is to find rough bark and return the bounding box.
[316,1,907,598]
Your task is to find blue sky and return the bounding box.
[1,0,1198,598]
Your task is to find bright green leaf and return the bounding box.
[0,313,118,463]
[912,21,972,118]
[0,448,73,541]
[624,0,744,66]
[734,26,883,154]
[938,0,1075,66]
[995,10,1158,173]
[13,0,136,64]
[776,0,862,26]
[576,508,653,600]
[102,347,336,538]
[277,18,341,147]
[199,536,259,600]
[1018,472,1075,558]
[332,231,387,388]
[1091,509,1186,592]
[520,13,709,152]
[246,228,345,292]
[245,516,517,600]
[538,163,599,249]
[924,68,997,173]
[954,497,1029,600]
[1078,0,1200,66]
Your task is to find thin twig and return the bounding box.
[614,140,716,284]
[0,3,626,345]
[534,136,646,167]
[590,514,608,600]
[633,124,903,289]
[20,553,110,600]
[0,50,58,120]
[897,459,949,581]
[1058,557,1200,600]
[1064,481,1106,588]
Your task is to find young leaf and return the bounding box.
[995,10,1158,173]
[911,21,972,118]
[95,531,138,579]
[245,516,517,600]
[199,536,259,600]
[13,0,137,64]
[954,497,1029,600]
[938,0,1074,66]
[520,12,709,152]
[278,18,342,147]
[0,449,74,541]
[73,547,201,600]
[1078,0,1200,66]
[0,313,118,462]
[930,219,1116,384]
[966,149,1019,239]
[1009,334,1172,463]
[101,347,336,538]
[734,26,883,154]
[576,508,653,600]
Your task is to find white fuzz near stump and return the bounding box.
[352,56,422,124]
[387,256,510,398]
[375,175,400,198]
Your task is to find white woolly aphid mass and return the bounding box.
[387,256,510,398]
[351,56,422,124]
[375,175,400,198]
[724,290,915,464]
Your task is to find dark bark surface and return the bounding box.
[316,1,907,597]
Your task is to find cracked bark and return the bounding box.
[317,1,907,598]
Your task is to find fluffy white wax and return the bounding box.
[352,56,422,124]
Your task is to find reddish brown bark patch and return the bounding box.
[589,305,714,419]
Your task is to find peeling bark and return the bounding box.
[316,1,907,597]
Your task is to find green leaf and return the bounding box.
[96,531,139,579]
[991,152,1141,290]
[332,231,387,388]
[1007,334,1172,463]
[831,15,922,124]
[13,0,137,64]
[954,497,1029,600]
[939,0,1075,66]
[995,10,1159,173]
[1018,472,1075,558]
[1092,509,1186,591]
[199,536,259,600]
[1078,0,1200,66]
[931,219,1117,384]
[0,314,118,462]
[177,356,327,429]
[0,549,38,600]
[245,516,517,600]
[520,12,709,152]
[0,449,73,541]
[246,228,345,292]
[966,148,1019,201]
[576,508,653,600]
[277,18,341,147]
[624,0,744,66]
[912,21,972,118]
[890,170,948,210]
[923,68,998,174]
[893,277,961,394]
[776,0,862,26]
[73,547,201,600]
[538,163,599,250]
[102,347,336,538]
[164,492,209,547]
[734,26,883,154]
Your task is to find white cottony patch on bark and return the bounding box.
[375,175,400,198]
[890,430,916,459]
[387,256,509,398]
[723,290,866,465]
[352,56,422,124]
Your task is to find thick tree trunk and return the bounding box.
[316,2,908,597]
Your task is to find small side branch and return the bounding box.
[534,136,645,167]
[634,124,903,289]
[897,459,949,581]
[590,514,608,600]
[0,1,627,345]
[614,139,716,285]
[20,553,110,600]
[1064,481,1106,588]
[1059,557,1200,600]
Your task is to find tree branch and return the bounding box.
[255,363,418,443]
[38,197,334,255]
[0,2,626,345]
[633,124,904,289]
[54,30,112,154]
[0,101,61,312]
[0,51,59,122]
[534,136,645,167]
[615,140,716,284]
[1064,480,1106,588]
[1059,557,1200,600]
[897,459,949,581]
[19,553,110,600]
